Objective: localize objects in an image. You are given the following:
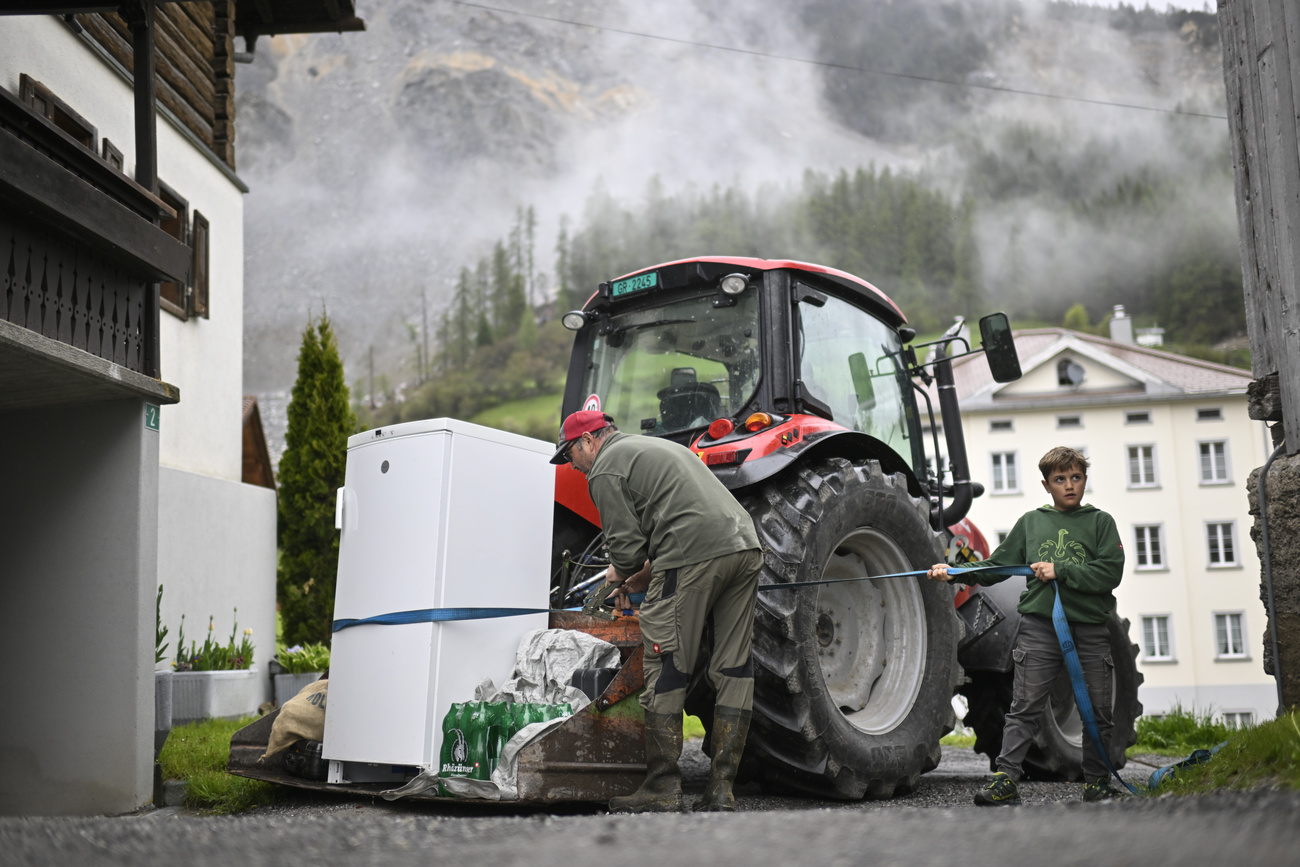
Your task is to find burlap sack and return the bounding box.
[262,678,327,759]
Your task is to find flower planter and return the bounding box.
[172,668,260,725]
[274,672,324,707]
[154,670,173,760]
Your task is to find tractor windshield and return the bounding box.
[579,291,761,436]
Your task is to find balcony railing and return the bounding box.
[0,85,188,378]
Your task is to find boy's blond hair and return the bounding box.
[1039,446,1090,480]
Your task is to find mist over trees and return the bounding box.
[358,136,1245,437]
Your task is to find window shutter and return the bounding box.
[157,182,189,319]
[192,211,210,318]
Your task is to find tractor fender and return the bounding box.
[955,579,1023,674]
[711,429,925,499]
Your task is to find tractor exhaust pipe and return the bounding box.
[935,341,974,528]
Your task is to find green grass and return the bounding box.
[941,732,976,747]
[1154,710,1300,796]
[469,390,563,438]
[160,717,280,813]
[1129,704,1235,757]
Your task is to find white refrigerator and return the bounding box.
[322,418,553,773]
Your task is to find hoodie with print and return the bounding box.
[963,503,1124,624]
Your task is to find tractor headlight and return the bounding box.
[562,310,590,331]
[720,274,748,296]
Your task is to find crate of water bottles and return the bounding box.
[438,700,572,795]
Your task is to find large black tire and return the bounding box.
[736,456,961,800]
[959,613,1144,781]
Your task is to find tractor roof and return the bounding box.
[605,257,906,325]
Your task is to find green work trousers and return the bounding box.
[637,548,762,716]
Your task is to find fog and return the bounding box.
[237,0,1231,405]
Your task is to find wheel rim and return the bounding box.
[815,528,927,735]
[1047,675,1084,747]
[1045,667,1119,750]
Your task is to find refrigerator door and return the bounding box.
[323,420,552,768]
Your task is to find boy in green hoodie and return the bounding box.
[928,446,1126,804]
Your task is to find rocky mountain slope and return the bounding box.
[236,0,1229,398]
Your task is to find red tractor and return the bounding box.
[549,256,1140,796]
[229,256,1140,801]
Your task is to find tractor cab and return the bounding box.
[559,257,929,488]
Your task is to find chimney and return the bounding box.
[1109,304,1133,344]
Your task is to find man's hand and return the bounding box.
[926,563,953,582]
[605,560,652,609]
[1031,561,1057,583]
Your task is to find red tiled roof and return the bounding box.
[949,328,1252,402]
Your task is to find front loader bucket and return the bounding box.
[227,611,648,805]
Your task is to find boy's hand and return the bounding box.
[1031,561,1057,583]
[926,564,953,582]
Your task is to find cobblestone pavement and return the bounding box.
[3,746,1298,867]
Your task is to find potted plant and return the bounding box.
[271,642,330,707]
[171,609,259,725]
[154,585,172,760]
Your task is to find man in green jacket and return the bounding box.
[928,446,1126,804]
[551,410,762,813]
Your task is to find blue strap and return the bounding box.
[332,607,554,633]
[331,565,1038,631]
[759,563,1035,591]
[1050,584,1139,794]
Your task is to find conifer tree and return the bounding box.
[277,311,356,646]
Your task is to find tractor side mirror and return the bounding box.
[979,312,1022,383]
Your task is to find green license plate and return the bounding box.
[611,271,659,297]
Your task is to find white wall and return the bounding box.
[157,468,278,706]
[0,401,158,815]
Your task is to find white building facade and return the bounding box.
[951,326,1276,726]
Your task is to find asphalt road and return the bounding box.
[3,745,1298,867]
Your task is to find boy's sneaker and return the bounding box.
[973,772,1021,806]
[1082,779,1127,802]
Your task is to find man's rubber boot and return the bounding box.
[693,707,750,812]
[609,711,684,813]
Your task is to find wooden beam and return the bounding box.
[0,131,191,284]
[1221,0,1300,452]
[237,14,364,38]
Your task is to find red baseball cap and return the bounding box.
[550,410,614,465]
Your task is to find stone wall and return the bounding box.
[1247,445,1300,713]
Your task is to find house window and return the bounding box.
[997,531,1010,544]
[1197,407,1224,421]
[1214,612,1247,658]
[19,73,97,152]
[1057,358,1084,386]
[991,452,1019,494]
[1222,711,1253,729]
[1128,445,1158,488]
[1207,522,1238,567]
[990,419,1013,432]
[1125,410,1151,425]
[1134,525,1164,569]
[1141,616,1173,661]
[1057,415,1082,429]
[1199,441,1230,484]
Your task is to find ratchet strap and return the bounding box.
[1050,584,1140,794]
[331,564,1031,632]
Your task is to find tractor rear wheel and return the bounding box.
[959,613,1144,781]
[737,456,960,799]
